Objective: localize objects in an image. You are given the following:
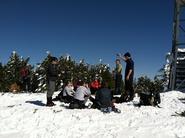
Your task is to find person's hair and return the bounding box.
[66,81,72,85]
[50,56,58,62]
[101,81,109,88]
[77,80,84,86]
[124,52,131,58]
[116,59,120,62]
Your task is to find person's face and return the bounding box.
[116,60,120,65]
[84,83,89,88]
[68,82,73,87]
[123,56,127,61]
[52,60,58,65]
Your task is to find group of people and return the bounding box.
[45,52,134,113]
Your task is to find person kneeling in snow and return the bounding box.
[69,80,91,109]
[90,81,121,113]
[62,81,75,103]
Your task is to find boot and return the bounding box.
[46,97,56,107]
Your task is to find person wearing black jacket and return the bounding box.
[46,57,59,106]
[119,52,135,102]
[90,81,121,113]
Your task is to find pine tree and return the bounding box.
[4,51,33,92]
[34,54,51,92]
[58,55,76,83]
[74,59,89,82]
[136,76,152,93]
[4,51,22,91]
[0,62,6,91]
[136,76,164,93]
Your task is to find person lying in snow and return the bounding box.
[69,80,91,109]
[90,81,121,113]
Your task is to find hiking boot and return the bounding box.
[46,97,56,107]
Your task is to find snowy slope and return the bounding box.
[0,91,185,138]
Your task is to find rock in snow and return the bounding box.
[0,91,185,138]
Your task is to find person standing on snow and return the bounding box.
[20,64,31,92]
[119,52,135,102]
[46,57,59,107]
[115,59,123,95]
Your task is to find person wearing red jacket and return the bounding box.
[20,65,31,91]
[90,78,101,94]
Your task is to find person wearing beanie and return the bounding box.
[119,52,135,102]
[46,56,59,106]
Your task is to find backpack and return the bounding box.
[139,91,161,106]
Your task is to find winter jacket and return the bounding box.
[63,86,75,97]
[125,59,134,81]
[90,80,101,90]
[116,63,122,75]
[46,64,58,81]
[20,67,29,78]
[95,88,112,108]
[74,86,91,101]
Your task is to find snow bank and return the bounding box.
[178,48,185,52]
[0,91,185,138]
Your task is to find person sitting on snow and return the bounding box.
[62,81,75,103]
[90,81,121,113]
[69,80,91,109]
[90,77,101,94]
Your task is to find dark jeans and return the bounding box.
[89,96,101,109]
[63,95,74,103]
[115,74,122,95]
[125,79,134,100]
[69,99,86,109]
[22,77,31,91]
[89,96,114,109]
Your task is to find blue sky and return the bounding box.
[0,0,173,78]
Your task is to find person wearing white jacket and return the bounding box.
[69,81,91,109]
[62,81,75,103]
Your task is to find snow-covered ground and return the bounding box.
[0,91,185,138]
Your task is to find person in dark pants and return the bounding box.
[20,65,31,91]
[69,81,91,109]
[115,59,122,95]
[62,81,75,103]
[119,52,134,102]
[46,57,59,107]
[90,81,121,113]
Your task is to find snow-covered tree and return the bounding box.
[3,51,33,92]
[34,54,51,93]
[4,51,22,85]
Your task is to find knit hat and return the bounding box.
[124,52,131,57]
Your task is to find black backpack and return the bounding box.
[139,91,161,106]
